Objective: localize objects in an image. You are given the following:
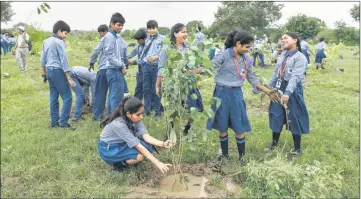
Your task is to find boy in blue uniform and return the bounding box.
[139,20,165,119]
[206,29,278,165]
[69,66,96,122]
[128,28,147,101]
[103,13,129,116]
[89,24,109,121]
[41,20,76,130]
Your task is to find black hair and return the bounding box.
[284,32,301,52]
[224,29,254,49]
[319,37,325,42]
[197,25,201,32]
[97,24,108,32]
[170,23,186,44]
[100,96,143,129]
[53,20,71,34]
[110,12,125,25]
[133,28,147,40]
[147,20,158,29]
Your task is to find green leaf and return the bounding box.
[206,107,215,118]
[170,129,177,144]
[174,82,180,92]
[202,131,207,141]
[191,46,199,52]
[41,6,48,13]
[188,143,197,151]
[37,8,41,14]
[188,59,195,67]
[188,56,196,61]
[214,97,221,109]
[44,3,51,9]
[191,93,198,100]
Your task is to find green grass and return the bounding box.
[1,40,359,198]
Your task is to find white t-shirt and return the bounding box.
[16,33,30,48]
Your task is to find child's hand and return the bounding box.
[156,162,172,174]
[163,140,175,149]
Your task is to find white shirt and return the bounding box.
[16,33,30,48]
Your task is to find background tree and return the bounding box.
[186,20,206,33]
[283,14,326,39]
[350,4,360,22]
[158,26,171,37]
[211,1,283,34]
[1,2,15,23]
[333,20,359,45]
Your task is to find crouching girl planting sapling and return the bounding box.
[98,96,174,173]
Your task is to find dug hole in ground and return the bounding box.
[124,161,241,198]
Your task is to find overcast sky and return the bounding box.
[1,1,359,31]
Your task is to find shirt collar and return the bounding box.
[286,49,298,57]
[52,34,64,40]
[149,33,158,39]
[109,29,118,38]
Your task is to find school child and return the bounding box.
[128,28,147,101]
[315,37,327,69]
[206,29,280,165]
[103,13,129,116]
[300,39,311,64]
[40,20,76,130]
[157,23,204,137]
[252,39,266,68]
[265,32,309,157]
[98,96,174,172]
[271,44,283,64]
[69,66,96,121]
[194,25,205,51]
[139,20,165,119]
[89,24,109,121]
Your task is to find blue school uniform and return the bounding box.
[315,41,326,64]
[40,34,72,127]
[300,40,310,64]
[128,44,145,101]
[206,48,260,133]
[98,117,154,165]
[158,44,204,112]
[139,33,165,116]
[103,30,128,116]
[268,50,309,135]
[90,37,108,120]
[70,66,96,119]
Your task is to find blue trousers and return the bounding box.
[93,69,108,120]
[302,49,310,64]
[70,71,85,119]
[0,40,7,55]
[134,65,143,101]
[106,68,125,116]
[124,77,129,93]
[46,67,72,127]
[142,63,161,115]
[253,52,266,67]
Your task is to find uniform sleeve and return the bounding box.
[210,50,224,71]
[40,42,46,66]
[246,58,261,94]
[89,39,104,66]
[269,64,279,88]
[123,45,129,66]
[112,121,140,148]
[25,34,30,42]
[136,121,148,137]
[128,46,138,59]
[284,55,307,96]
[157,49,168,77]
[57,43,70,72]
[103,36,122,69]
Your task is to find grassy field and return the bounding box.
[1,37,359,198]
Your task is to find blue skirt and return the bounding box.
[186,88,204,112]
[206,85,251,134]
[98,140,154,165]
[269,82,309,135]
[315,49,326,63]
[301,49,310,64]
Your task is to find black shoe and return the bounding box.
[59,124,76,130]
[290,149,301,156]
[71,117,83,122]
[264,143,278,151]
[111,163,129,171]
[183,123,191,136]
[321,66,325,69]
[50,124,59,128]
[238,157,247,166]
[217,154,231,162]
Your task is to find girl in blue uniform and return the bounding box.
[156,23,204,137]
[315,37,327,70]
[265,32,310,156]
[98,96,174,173]
[206,29,279,165]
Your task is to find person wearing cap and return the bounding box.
[14,26,30,72]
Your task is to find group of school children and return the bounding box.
[40,12,310,173]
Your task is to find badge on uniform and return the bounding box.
[241,69,246,75]
[275,79,282,89]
